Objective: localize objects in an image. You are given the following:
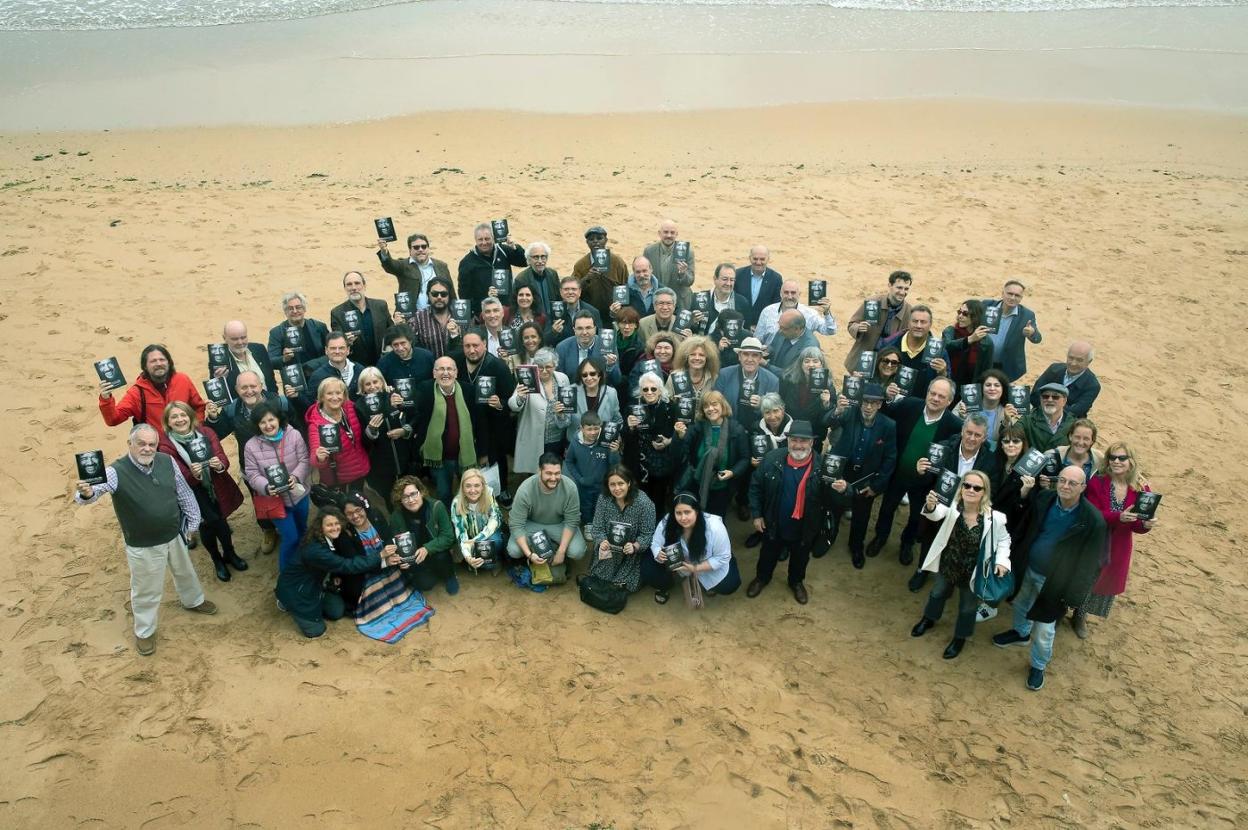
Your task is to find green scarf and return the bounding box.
[420,384,477,469]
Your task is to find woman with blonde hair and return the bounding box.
[306,376,371,492]
[665,335,720,401]
[911,470,1011,659]
[450,467,505,572]
[355,366,412,500]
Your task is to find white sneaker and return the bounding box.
[976,603,998,622]
[901,493,910,506]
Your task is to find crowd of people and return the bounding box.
[74,220,1159,691]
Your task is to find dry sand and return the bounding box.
[1,101,1246,828]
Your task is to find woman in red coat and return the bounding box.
[306,376,371,493]
[1073,441,1157,639]
[159,401,248,582]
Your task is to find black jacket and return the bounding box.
[735,267,783,327]
[941,325,996,390]
[924,434,1004,492]
[449,352,517,457]
[212,342,277,396]
[675,418,750,499]
[275,536,384,623]
[1029,362,1101,418]
[748,448,828,546]
[267,318,330,369]
[885,396,963,449]
[331,297,391,367]
[1016,489,1107,623]
[825,408,898,494]
[457,244,528,317]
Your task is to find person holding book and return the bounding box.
[566,357,621,443]
[458,222,527,318]
[987,424,1038,605]
[911,470,1011,660]
[612,307,644,387]
[353,366,412,501]
[451,467,506,573]
[672,391,749,518]
[753,279,838,348]
[242,402,312,572]
[511,241,560,319]
[304,332,366,408]
[389,476,458,595]
[214,320,277,395]
[275,505,398,638]
[764,311,820,375]
[618,255,658,318]
[1050,418,1102,486]
[450,327,516,504]
[953,368,1014,449]
[1072,442,1156,639]
[476,297,509,358]
[573,225,629,321]
[587,465,658,595]
[267,291,329,371]
[502,284,547,332]
[555,312,622,386]
[778,347,835,449]
[715,337,779,447]
[644,492,741,606]
[824,383,897,569]
[544,276,603,347]
[330,271,390,369]
[991,466,1106,692]
[158,402,248,582]
[703,263,753,336]
[377,324,435,393]
[637,288,688,346]
[506,453,586,567]
[984,280,1042,382]
[843,270,913,372]
[411,356,483,506]
[336,493,398,616]
[942,300,995,394]
[627,332,678,395]
[377,231,451,308]
[98,344,206,435]
[506,321,546,374]
[512,346,573,465]
[74,423,217,656]
[563,412,621,534]
[642,220,696,310]
[1028,341,1100,418]
[625,372,679,513]
[407,276,463,359]
[664,335,720,402]
[306,376,372,497]
[878,305,949,398]
[1021,382,1075,453]
[863,345,904,401]
[736,245,783,329]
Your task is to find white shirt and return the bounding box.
[651,513,733,591]
[409,258,435,310]
[957,448,978,477]
[754,302,837,346]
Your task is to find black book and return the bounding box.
[491,268,511,298]
[450,299,471,326]
[393,531,417,561]
[600,420,622,445]
[186,433,213,464]
[896,366,918,395]
[674,395,696,424]
[842,374,863,404]
[722,318,742,346]
[491,218,509,243]
[550,300,566,322]
[671,370,693,396]
[281,363,306,393]
[1041,452,1062,478]
[636,358,660,378]
[203,377,230,406]
[283,324,304,351]
[863,299,881,325]
[362,391,387,416]
[821,453,846,482]
[393,377,416,409]
[693,290,712,313]
[75,450,106,485]
[1008,384,1030,414]
[475,539,496,563]
[1133,492,1161,521]
[1014,448,1047,478]
[528,529,555,562]
[809,367,828,395]
[922,337,943,365]
[498,327,516,352]
[673,241,690,263]
[590,248,610,271]
[319,423,342,454]
[608,520,633,551]
[674,309,693,332]
[983,304,1002,335]
[94,356,126,391]
[516,365,538,390]
[394,291,416,315]
[961,383,983,413]
[265,462,292,493]
[342,308,363,334]
[663,542,686,572]
[808,280,827,305]
[599,329,616,354]
[476,375,496,403]
[613,285,631,306]
[207,342,230,370]
[933,469,960,506]
[927,442,948,470]
[375,216,397,242]
[856,350,877,377]
[558,385,578,410]
[750,433,770,460]
[629,403,650,432]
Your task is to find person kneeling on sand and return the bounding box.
[506,453,586,582]
[643,491,741,606]
[75,423,217,656]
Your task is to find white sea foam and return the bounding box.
[0,0,1239,32]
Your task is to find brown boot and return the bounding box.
[258,528,278,556]
[1072,609,1089,640]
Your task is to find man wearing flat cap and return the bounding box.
[823,383,898,568]
[1022,382,1074,453]
[747,419,829,605]
[572,226,629,321]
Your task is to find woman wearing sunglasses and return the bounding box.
[942,299,995,393]
[911,470,1011,659]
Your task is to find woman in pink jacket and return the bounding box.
[305,376,371,493]
[243,402,311,572]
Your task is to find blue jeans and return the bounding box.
[1012,567,1056,671]
[273,495,311,573]
[431,461,462,508]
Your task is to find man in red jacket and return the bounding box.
[99,344,206,433]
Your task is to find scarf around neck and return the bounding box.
[786,453,814,520]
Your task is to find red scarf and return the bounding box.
[786,454,814,520]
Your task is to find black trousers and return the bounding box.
[402,549,455,592]
[705,487,732,518]
[756,535,811,586]
[872,476,926,547]
[831,490,876,555]
[640,553,742,595]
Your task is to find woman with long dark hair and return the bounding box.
[587,465,657,593]
[779,347,835,449]
[242,402,311,572]
[642,492,741,606]
[943,299,995,391]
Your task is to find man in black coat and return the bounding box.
[449,327,518,505]
[267,291,330,373]
[823,384,897,568]
[992,467,1106,692]
[735,245,783,329]
[410,357,487,506]
[1028,341,1100,418]
[746,420,827,605]
[330,270,391,368]
[458,222,528,317]
[215,320,278,394]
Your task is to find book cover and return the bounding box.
[1041,452,1062,478]
[961,383,983,413]
[671,370,692,396]
[896,366,918,395]
[608,520,633,550]
[1133,491,1161,521]
[934,469,960,506]
[629,403,650,431]
[983,304,1001,334]
[362,391,387,416]
[600,420,622,445]
[450,299,471,326]
[613,285,630,306]
[516,365,538,390]
[283,324,304,351]
[558,385,578,410]
[528,529,555,562]
[498,327,516,351]
[550,300,566,321]
[842,374,863,404]
[342,308,363,334]
[207,342,230,370]
[476,375,496,402]
[475,539,496,563]
[265,462,291,492]
[693,290,711,313]
[75,450,106,485]
[927,442,948,470]
[751,433,770,459]
[187,433,213,464]
[1008,384,1030,413]
[1014,448,1046,478]
[673,241,690,263]
[319,423,342,453]
[393,377,416,409]
[394,291,415,315]
[674,309,693,331]
[491,268,511,297]
[856,350,877,377]
[922,337,943,365]
[203,377,230,405]
[663,543,687,572]
[809,366,828,395]
[375,217,397,242]
[674,396,696,424]
[393,531,416,560]
[821,453,846,481]
[491,218,509,243]
[722,318,742,345]
[94,356,126,391]
[808,280,827,305]
[281,364,306,393]
[590,248,610,271]
[636,358,660,378]
[863,299,881,325]
[599,329,616,353]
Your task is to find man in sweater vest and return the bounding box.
[74,424,217,656]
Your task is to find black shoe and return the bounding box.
[865,536,885,558]
[744,532,763,548]
[213,561,231,582]
[907,570,928,593]
[1027,667,1046,691]
[226,552,249,572]
[851,549,865,569]
[812,534,831,559]
[746,579,767,598]
[993,629,1031,648]
[497,490,513,508]
[910,617,935,637]
[943,638,966,659]
[898,542,915,566]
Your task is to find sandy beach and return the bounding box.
[2,0,1247,824]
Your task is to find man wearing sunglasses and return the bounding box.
[1021,382,1074,453]
[408,276,463,359]
[377,232,451,310]
[993,466,1106,692]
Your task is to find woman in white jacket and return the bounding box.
[910,470,1010,659]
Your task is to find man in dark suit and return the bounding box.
[555,311,622,386]
[267,291,329,374]
[377,324,435,391]
[330,270,391,369]
[823,384,898,568]
[215,320,277,394]
[703,262,754,338]
[878,304,950,398]
[735,245,782,329]
[449,328,518,505]
[763,310,819,376]
[458,222,528,317]
[1028,341,1100,417]
[304,332,366,409]
[992,467,1106,692]
[377,232,451,308]
[984,280,1042,382]
[869,377,962,564]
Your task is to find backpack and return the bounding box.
[578,575,628,615]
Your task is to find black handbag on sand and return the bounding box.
[578,575,628,614]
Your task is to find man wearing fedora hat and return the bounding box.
[573,225,629,321]
[824,383,898,568]
[715,336,781,520]
[747,419,829,605]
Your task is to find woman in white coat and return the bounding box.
[910,469,1011,659]
[508,348,572,477]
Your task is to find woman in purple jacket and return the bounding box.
[243,402,312,572]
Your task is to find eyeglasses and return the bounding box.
[1107,454,1130,462]
[879,358,900,366]
[1040,393,1063,401]
[429,291,449,298]
[956,308,970,316]
[581,371,600,378]
[1001,437,1023,444]
[1056,479,1083,488]
[401,491,422,501]
[961,482,985,492]
[410,243,428,250]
